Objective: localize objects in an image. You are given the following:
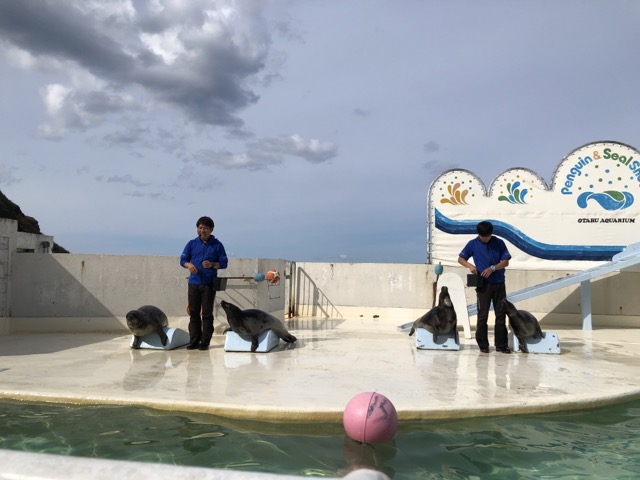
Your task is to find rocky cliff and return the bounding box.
[0,190,69,253]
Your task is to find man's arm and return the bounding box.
[458,256,477,274]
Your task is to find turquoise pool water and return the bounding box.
[1,399,639,479]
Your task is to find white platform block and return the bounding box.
[130,327,190,350]
[508,331,561,354]
[415,327,460,351]
[224,329,280,352]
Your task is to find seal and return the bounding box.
[501,298,544,353]
[125,305,169,349]
[409,286,457,342]
[220,300,297,352]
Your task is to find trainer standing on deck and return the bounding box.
[458,221,512,354]
[180,216,228,351]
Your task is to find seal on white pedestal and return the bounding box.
[126,305,169,349]
[501,298,544,353]
[409,286,457,342]
[220,300,297,352]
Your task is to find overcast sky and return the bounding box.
[1,0,639,264]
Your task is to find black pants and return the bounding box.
[475,282,508,350]
[187,283,216,347]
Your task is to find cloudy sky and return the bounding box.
[1,1,639,264]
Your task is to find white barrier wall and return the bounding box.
[1,253,638,334]
[6,253,288,334]
[292,262,640,327]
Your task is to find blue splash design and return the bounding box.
[434,209,624,261]
[498,181,528,205]
[577,191,634,211]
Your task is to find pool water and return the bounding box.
[1,399,640,479]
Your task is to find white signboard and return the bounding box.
[428,141,640,270]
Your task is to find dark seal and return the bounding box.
[220,300,297,352]
[409,286,457,342]
[501,298,544,353]
[126,305,169,349]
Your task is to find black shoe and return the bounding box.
[198,344,209,351]
[497,347,512,354]
[480,347,490,353]
[186,341,200,350]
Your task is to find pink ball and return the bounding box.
[343,392,398,444]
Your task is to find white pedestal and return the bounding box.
[415,327,460,351]
[224,329,280,352]
[508,331,561,354]
[130,327,190,350]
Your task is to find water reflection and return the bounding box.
[2,399,640,478]
[123,350,184,391]
[185,350,214,397]
[339,437,397,478]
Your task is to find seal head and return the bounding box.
[126,305,169,349]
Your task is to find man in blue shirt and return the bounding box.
[458,221,512,354]
[180,216,228,350]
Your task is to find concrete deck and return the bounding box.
[2,317,640,423]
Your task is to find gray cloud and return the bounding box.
[192,134,337,171]
[99,174,150,187]
[124,190,173,201]
[102,125,184,155]
[38,86,138,139]
[424,160,458,175]
[103,127,152,147]
[0,165,20,187]
[353,108,370,117]
[423,141,440,153]
[174,165,225,189]
[0,0,272,135]
[192,149,281,171]
[249,135,338,164]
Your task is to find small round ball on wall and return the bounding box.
[343,392,398,444]
[265,269,280,284]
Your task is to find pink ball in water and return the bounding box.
[343,392,398,444]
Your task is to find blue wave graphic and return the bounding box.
[435,209,624,261]
[577,191,634,210]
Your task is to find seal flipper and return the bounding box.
[278,332,297,343]
[518,336,529,353]
[535,323,543,340]
[251,336,259,352]
[155,325,168,346]
[132,335,141,349]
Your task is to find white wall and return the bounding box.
[292,261,640,327]
[2,252,638,335]
[6,253,288,334]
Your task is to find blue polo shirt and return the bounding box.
[180,236,228,285]
[459,236,511,284]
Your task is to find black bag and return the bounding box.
[467,274,486,288]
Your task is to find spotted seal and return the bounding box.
[220,300,297,352]
[409,286,457,342]
[125,305,169,349]
[501,298,544,353]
